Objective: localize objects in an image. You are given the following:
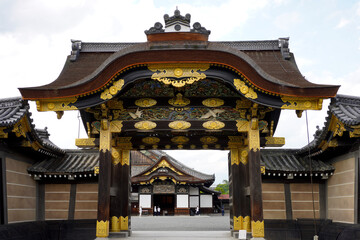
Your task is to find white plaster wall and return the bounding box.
[139,194,151,208]
[200,195,212,208]
[176,194,188,208]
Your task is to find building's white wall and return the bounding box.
[189,187,199,195]
[200,195,212,208]
[189,196,199,208]
[176,194,188,208]
[139,194,151,208]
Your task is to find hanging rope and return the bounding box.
[305,110,318,237]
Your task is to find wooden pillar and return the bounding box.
[230,148,242,231]
[228,136,248,232]
[119,149,131,231]
[110,148,121,232]
[248,118,265,238]
[228,152,234,229]
[96,120,112,238]
[239,148,251,233]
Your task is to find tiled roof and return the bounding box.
[0,97,64,157]
[28,149,215,183]
[261,149,334,175]
[330,94,360,126]
[0,97,28,127]
[28,149,98,174]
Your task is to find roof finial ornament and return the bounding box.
[145,9,210,37]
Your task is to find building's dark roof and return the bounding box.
[0,97,28,127]
[146,150,215,182]
[28,149,98,175]
[295,94,360,158]
[28,149,215,184]
[0,97,64,157]
[330,94,360,126]
[261,149,334,176]
[19,38,339,100]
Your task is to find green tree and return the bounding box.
[215,180,229,194]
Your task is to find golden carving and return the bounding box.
[231,148,240,165]
[36,97,78,112]
[96,220,109,238]
[281,97,323,110]
[165,145,171,149]
[135,98,157,108]
[240,150,248,165]
[248,122,260,152]
[148,63,210,88]
[190,144,196,149]
[236,99,252,109]
[0,127,8,138]
[12,118,29,138]
[168,93,190,107]
[94,166,99,174]
[75,138,97,148]
[200,136,218,144]
[202,121,225,130]
[121,150,130,166]
[169,121,191,130]
[236,120,249,132]
[145,159,183,176]
[120,216,128,231]
[202,98,224,107]
[100,124,111,152]
[350,128,360,138]
[243,216,251,232]
[112,148,121,165]
[265,137,285,147]
[100,79,125,100]
[110,120,123,133]
[251,220,265,238]
[333,121,346,137]
[111,216,120,232]
[228,136,244,149]
[135,121,157,130]
[171,136,189,144]
[116,137,132,149]
[107,99,125,110]
[260,166,266,174]
[328,139,338,147]
[234,79,258,99]
[142,137,160,145]
[233,216,242,230]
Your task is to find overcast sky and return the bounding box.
[1,0,359,185]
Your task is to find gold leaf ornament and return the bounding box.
[234,79,257,99]
[169,121,191,130]
[171,136,189,144]
[100,79,125,100]
[142,137,160,145]
[202,98,224,107]
[135,98,157,107]
[135,121,157,130]
[203,121,225,130]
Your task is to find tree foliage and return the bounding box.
[215,180,229,194]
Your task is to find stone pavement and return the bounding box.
[127,214,235,239]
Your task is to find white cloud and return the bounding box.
[357,1,360,16]
[335,18,351,29]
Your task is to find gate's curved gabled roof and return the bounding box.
[19,39,339,100]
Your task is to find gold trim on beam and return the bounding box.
[36,97,78,112]
[234,79,258,99]
[265,137,285,147]
[281,97,323,110]
[75,138,97,148]
[100,79,125,100]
